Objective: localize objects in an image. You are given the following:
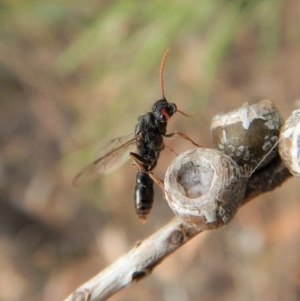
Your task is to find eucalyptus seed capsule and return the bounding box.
[211,99,283,169]
[279,109,300,177]
[164,148,247,230]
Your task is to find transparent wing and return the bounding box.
[73,132,136,187]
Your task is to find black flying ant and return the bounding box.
[73,50,199,222]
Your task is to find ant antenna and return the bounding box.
[160,49,170,99]
[160,49,200,118]
[176,109,200,117]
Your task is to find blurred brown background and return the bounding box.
[0,1,300,300]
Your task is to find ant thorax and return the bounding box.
[133,98,177,172]
[134,112,165,169]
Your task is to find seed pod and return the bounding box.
[211,100,283,169]
[279,109,300,177]
[164,148,247,230]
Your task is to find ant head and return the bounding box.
[152,98,177,122]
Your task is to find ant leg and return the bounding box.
[163,131,201,147]
[148,172,171,201]
[164,144,179,156]
[130,152,168,199]
[130,152,150,172]
[148,172,164,190]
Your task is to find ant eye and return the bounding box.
[152,103,158,112]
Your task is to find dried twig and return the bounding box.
[63,157,292,301]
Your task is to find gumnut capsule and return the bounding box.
[164,148,247,230]
[279,109,300,177]
[211,100,283,169]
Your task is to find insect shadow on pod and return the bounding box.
[73,49,200,222]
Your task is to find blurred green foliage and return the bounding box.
[0,0,285,105]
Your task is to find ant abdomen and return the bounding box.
[134,171,154,222]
